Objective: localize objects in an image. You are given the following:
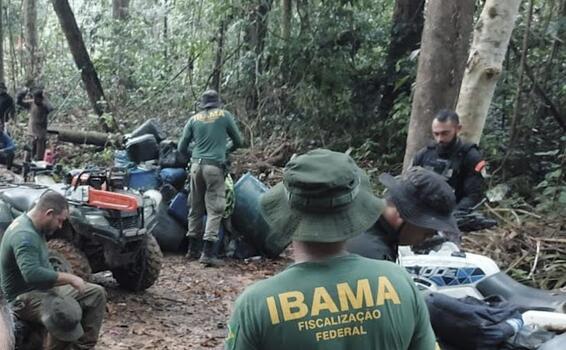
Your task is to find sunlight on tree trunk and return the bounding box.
[402,0,475,171]
[456,0,522,145]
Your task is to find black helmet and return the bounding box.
[199,89,221,109]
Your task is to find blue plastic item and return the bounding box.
[232,173,290,258]
[127,167,159,191]
[114,150,136,169]
[160,168,187,190]
[168,192,189,225]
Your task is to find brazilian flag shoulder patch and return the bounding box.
[225,324,239,350]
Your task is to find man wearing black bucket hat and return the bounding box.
[225,149,437,350]
[346,166,460,262]
[178,89,243,266]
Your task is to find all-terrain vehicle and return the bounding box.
[0,179,163,292]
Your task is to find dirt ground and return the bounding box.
[95,254,290,350]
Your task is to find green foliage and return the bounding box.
[0,0,561,205]
[534,143,566,216]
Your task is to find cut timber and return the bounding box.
[456,0,522,144]
[48,128,121,147]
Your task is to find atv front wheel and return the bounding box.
[47,239,92,280]
[112,234,163,291]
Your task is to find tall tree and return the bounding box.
[112,0,131,101]
[456,0,522,144]
[23,0,39,86]
[51,0,116,131]
[0,0,4,83]
[243,0,272,117]
[402,0,475,170]
[211,20,225,92]
[378,0,425,119]
[281,0,291,42]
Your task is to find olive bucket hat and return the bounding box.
[199,89,222,109]
[41,294,84,342]
[260,149,385,242]
[379,166,460,234]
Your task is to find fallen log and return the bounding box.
[47,128,122,147]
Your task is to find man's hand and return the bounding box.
[55,272,86,294]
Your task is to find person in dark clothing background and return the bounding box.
[0,118,16,169]
[346,167,459,262]
[412,110,486,211]
[0,82,15,124]
[16,87,54,161]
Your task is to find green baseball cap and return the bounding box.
[260,149,385,242]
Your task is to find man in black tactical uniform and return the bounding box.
[412,110,486,211]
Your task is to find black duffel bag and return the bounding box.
[426,293,522,350]
[159,140,188,168]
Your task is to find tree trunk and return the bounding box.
[244,0,272,117]
[51,0,116,131]
[0,0,4,83]
[296,0,309,38]
[211,20,225,92]
[280,0,292,80]
[6,0,17,90]
[112,0,131,103]
[508,0,534,147]
[402,0,475,170]
[281,0,291,41]
[378,0,424,119]
[163,0,168,61]
[23,0,39,86]
[456,0,522,144]
[48,127,121,147]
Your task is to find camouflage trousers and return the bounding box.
[187,163,225,242]
[12,283,107,350]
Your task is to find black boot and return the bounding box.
[199,240,223,267]
[185,237,201,260]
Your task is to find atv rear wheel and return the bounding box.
[47,239,92,280]
[112,234,162,292]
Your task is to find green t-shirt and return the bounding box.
[177,108,243,164]
[0,214,58,302]
[225,254,436,350]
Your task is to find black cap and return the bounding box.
[379,167,459,233]
[32,88,44,98]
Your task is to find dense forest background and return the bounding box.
[1,0,564,216]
